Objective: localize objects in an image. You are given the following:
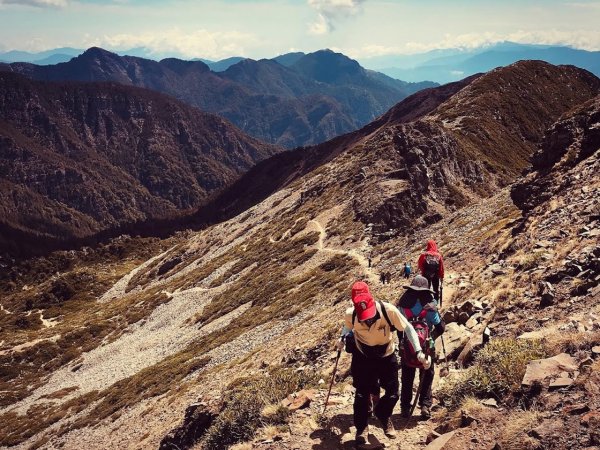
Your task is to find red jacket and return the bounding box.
[418,240,444,279]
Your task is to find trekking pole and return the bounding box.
[407,369,425,421]
[439,335,450,378]
[322,348,342,415]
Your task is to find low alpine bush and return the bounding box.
[201,367,318,449]
[438,338,546,407]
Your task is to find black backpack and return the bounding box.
[423,253,440,277]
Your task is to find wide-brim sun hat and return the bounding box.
[404,275,433,292]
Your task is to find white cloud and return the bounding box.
[308,13,330,35]
[0,0,68,7]
[83,28,258,59]
[343,29,600,59]
[307,0,366,34]
[565,1,600,9]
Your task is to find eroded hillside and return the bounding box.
[1,63,598,450]
[0,73,279,255]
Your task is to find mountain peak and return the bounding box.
[81,47,118,59]
[292,49,363,83]
[159,57,210,74]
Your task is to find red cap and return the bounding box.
[353,292,377,321]
[351,281,370,301]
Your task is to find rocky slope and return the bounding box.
[0,72,279,255]
[0,62,598,450]
[0,48,435,148]
[202,61,599,235]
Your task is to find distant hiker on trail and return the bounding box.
[396,275,445,419]
[336,281,430,446]
[379,272,385,284]
[385,271,392,284]
[418,240,445,302]
[403,262,411,279]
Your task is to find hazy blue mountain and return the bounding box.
[272,52,306,67]
[207,56,246,72]
[360,42,600,83]
[0,47,82,63]
[32,53,76,65]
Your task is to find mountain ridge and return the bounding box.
[0,47,436,148]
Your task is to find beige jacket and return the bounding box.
[344,300,421,357]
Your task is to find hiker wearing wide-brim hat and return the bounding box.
[337,281,430,446]
[396,275,446,419]
[402,274,433,291]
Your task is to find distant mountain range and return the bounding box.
[0,48,434,148]
[357,42,600,83]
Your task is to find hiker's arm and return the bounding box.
[389,306,422,353]
[426,305,445,340]
[439,255,445,279]
[417,254,425,274]
[432,320,445,340]
[344,309,354,331]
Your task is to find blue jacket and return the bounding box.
[396,288,445,339]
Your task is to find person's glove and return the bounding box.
[417,351,432,370]
[335,339,345,351]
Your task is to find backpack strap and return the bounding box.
[352,301,396,333]
[378,301,396,332]
[416,309,428,320]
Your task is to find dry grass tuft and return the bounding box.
[497,410,541,450]
[542,330,600,356]
[459,396,487,416]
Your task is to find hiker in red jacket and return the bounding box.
[417,240,444,303]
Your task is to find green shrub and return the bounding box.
[201,367,317,449]
[438,338,546,408]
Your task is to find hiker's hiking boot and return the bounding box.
[355,426,369,446]
[421,405,431,419]
[379,416,397,439]
[400,408,411,419]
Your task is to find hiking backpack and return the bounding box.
[401,308,433,369]
[348,301,396,358]
[423,253,440,278]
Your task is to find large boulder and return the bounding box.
[436,323,471,360]
[522,353,578,387]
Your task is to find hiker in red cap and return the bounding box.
[417,240,445,303]
[337,281,430,446]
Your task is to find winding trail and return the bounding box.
[308,219,380,285]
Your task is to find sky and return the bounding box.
[0,0,599,61]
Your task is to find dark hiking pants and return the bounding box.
[351,351,399,432]
[400,359,435,411]
[426,276,440,302]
